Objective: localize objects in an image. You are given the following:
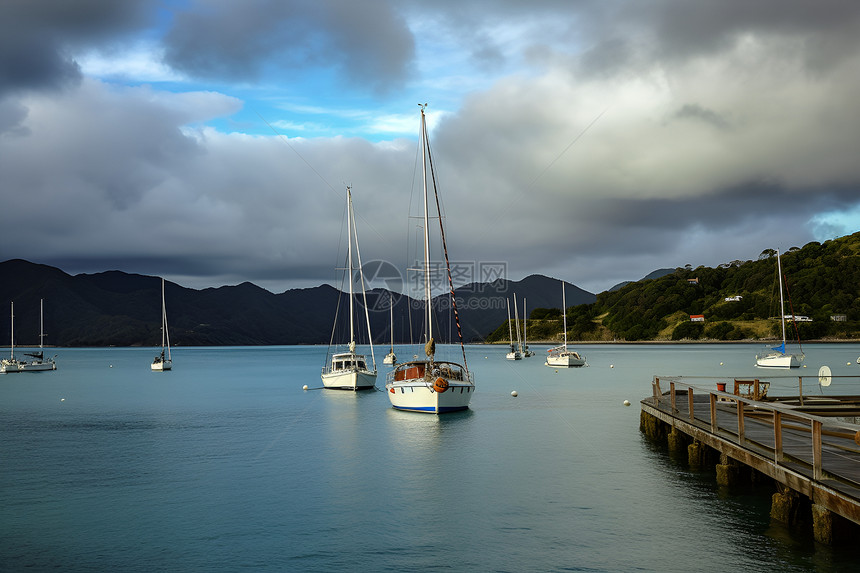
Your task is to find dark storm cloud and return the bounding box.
[0,0,153,95]
[2,0,860,295]
[627,0,860,64]
[574,0,860,76]
[162,0,414,93]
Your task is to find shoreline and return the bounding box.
[477,339,860,345]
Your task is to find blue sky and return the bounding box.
[2,0,860,295]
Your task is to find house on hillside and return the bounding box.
[690,315,705,322]
[831,314,847,322]
[687,278,699,285]
[724,295,742,302]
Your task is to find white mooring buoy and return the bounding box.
[302,385,309,390]
[623,400,631,407]
[511,391,518,397]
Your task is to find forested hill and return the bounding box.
[488,232,860,343]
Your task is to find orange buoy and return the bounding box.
[433,377,449,393]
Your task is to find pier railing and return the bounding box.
[649,375,860,491]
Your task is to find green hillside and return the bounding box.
[488,232,860,343]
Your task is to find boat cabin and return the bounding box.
[390,360,468,382]
[330,352,368,372]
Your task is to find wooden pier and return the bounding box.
[640,375,860,545]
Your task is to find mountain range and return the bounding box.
[0,259,596,347]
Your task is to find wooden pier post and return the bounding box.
[716,453,739,486]
[812,504,833,545]
[668,426,688,456]
[687,440,714,469]
[771,486,800,525]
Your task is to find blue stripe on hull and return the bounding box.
[391,405,469,414]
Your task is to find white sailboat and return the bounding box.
[321,187,378,390]
[19,299,57,371]
[2,301,57,373]
[756,249,804,368]
[1,302,23,373]
[383,300,397,365]
[386,105,475,413]
[505,298,522,360]
[545,281,586,368]
[151,278,172,371]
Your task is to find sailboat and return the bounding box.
[1,302,20,373]
[756,249,804,368]
[385,105,475,413]
[20,299,57,371]
[1,302,23,373]
[151,278,172,371]
[505,298,522,360]
[321,186,378,390]
[2,301,57,373]
[545,281,586,368]
[383,300,397,365]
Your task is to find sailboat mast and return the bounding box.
[513,293,522,352]
[507,299,514,348]
[389,301,394,352]
[347,187,355,347]
[9,301,13,359]
[523,298,527,352]
[562,283,568,349]
[777,249,786,348]
[348,189,376,369]
[40,298,44,349]
[420,106,432,344]
[164,281,171,362]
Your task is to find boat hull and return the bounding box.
[386,380,473,413]
[383,353,396,365]
[1,358,56,373]
[385,360,474,413]
[321,369,377,390]
[545,350,586,368]
[756,352,802,368]
[20,360,56,371]
[505,352,522,360]
[151,360,173,371]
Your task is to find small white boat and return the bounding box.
[545,281,586,368]
[505,298,522,360]
[321,186,377,390]
[1,302,23,373]
[151,278,172,371]
[385,105,475,413]
[383,301,396,365]
[1,300,56,373]
[756,249,804,369]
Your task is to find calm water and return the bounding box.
[3,343,860,572]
